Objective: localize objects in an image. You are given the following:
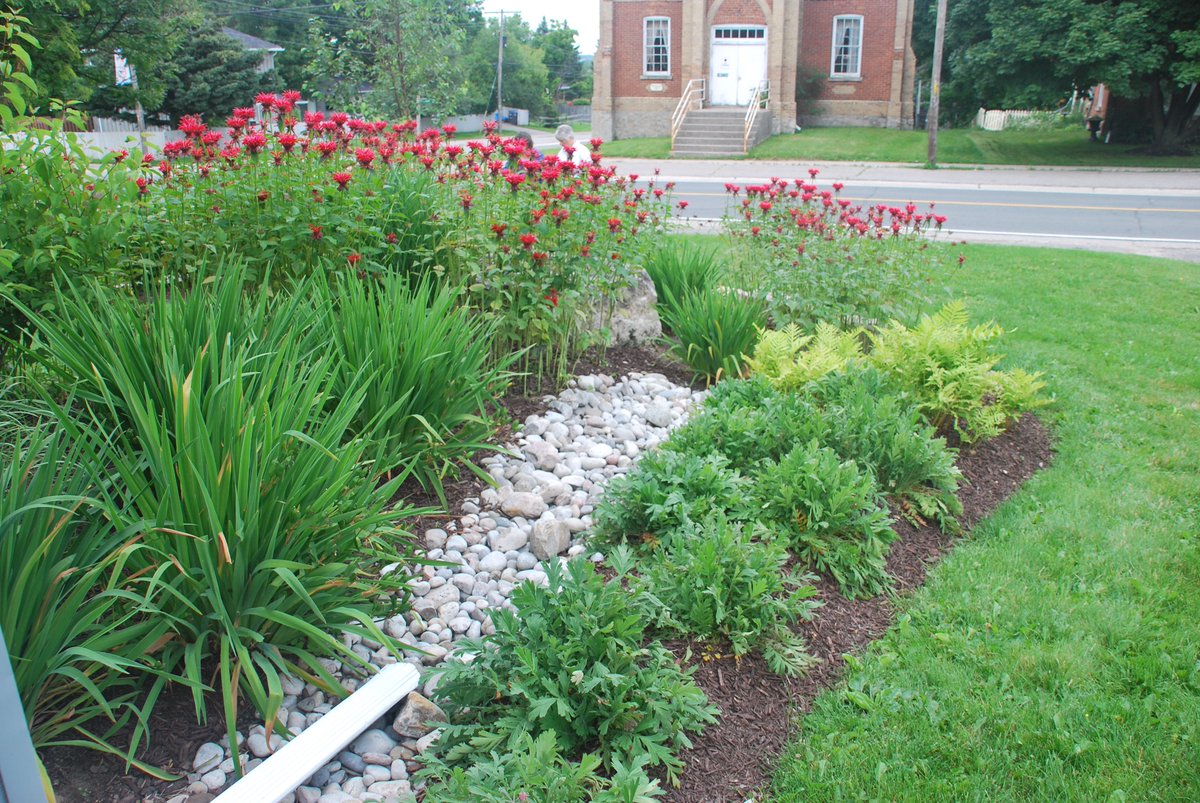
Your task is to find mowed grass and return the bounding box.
[762,244,1200,800]
[602,127,1200,167]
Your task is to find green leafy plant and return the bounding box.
[665,383,828,468]
[0,421,174,771]
[634,518,821,676]
[315,273,514,500]
[422,730,663,802]
[660,288,766,384]
[867,302,1048,441]
[753,441,897,598]
[721,177,950,330]
[806,367,963,529]
[594,450,751,546]
[427,559,717,784]
[747,322,866,391]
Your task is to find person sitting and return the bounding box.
[515,131,543,161]
[554,124,590,165]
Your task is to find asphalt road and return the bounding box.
[602,156,1200,262]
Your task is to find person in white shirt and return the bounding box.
[554,124,590,165]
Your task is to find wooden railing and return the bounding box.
[743,80,770,152]
[671,79,706,150]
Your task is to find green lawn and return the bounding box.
[601,127,1200,167]
[763,244,1200,800]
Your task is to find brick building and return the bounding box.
[592,0,917,141]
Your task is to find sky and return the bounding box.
[480,0,601,56]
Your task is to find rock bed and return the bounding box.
[178,371,705,803]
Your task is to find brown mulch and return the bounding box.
[663,414,1053,803]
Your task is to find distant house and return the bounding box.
[592,0,918,141]
[221,27,284,74]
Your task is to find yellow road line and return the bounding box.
[674,190,1200,214]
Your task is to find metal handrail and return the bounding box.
[671,79,706,150]
[743,80,770,152]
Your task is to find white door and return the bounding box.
[710,27,768,106]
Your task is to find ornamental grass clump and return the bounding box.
[15,269,423,774]
[426,559,717,785]
[0,423,174,768]
[659,287,766,385]
[314,273,515,500]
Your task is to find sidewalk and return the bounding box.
[600,156,1200,196]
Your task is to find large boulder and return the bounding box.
[588,269,662,346]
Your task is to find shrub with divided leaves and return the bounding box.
[753,441,897,598]
[422,730,663,802]
[426,560,717,785]
[629,517,821,676]
[805,367,963,529]
[593,450,750,546]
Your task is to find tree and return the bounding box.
[462,15,548,117]
[200,0,342,93]
[157,22,276,124]
[913,0,1200,151]
[535,18,581,101]
[16,0,195,112]
[305,0,479,118]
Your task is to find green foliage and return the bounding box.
[305,0,476,117]
[16,270,422,771]
[315,274,513,499]
[594,450,750,546]
[643,242,720,316]
[16,0,192,114]
[660,288,765,384]
[462,16,550,117]
[912,0,1200,148]
[754,441,897,599]
[867,302,1048,442]
[806,367,963,529]
[665,383,827,468]
[152,21,275,125]
[722,179,950,330]
[635,518,821,676]
[0,423,173,762]
[423,730,663,802]
[428,560,717,784]
[746,322,865,390]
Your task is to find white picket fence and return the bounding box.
[974,108,1035,131]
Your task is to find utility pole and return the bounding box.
[927,0,948,167]
[496,10,505,122]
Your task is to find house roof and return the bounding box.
[221,27,285,53]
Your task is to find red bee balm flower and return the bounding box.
[278,133,298,153]
[310,225,323,240]
[347,253,362,266]
[332,172,352,189]
[544,288,558,306]
[519,233,538,249]
[607,218,621,232]
[255,92,276,108]
[243,133,267,154]
[134,176,151,195]
[678,200,689,210]
[355,148,376,168]
[491,223,508,239]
